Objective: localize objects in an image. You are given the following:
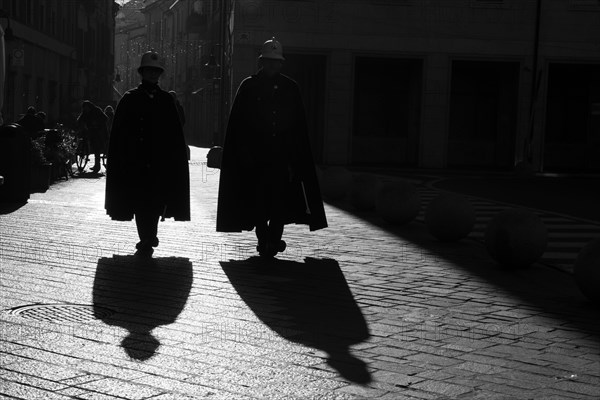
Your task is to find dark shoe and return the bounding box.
[90,165,100,173]
[257,242,276,258]
[257,240,286,258]
[134,247,154,258]
[275,240,286,253]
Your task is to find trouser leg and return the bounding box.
[135,208,160,249]
[268,220,284,243]
[255,222,268,246]
[254,172,269,248]
[93,151,101,168]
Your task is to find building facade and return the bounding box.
[116,0,227,147]
[115,0,147,99]
[0,0,118,127]
[117,0,600,172]
[143,0,229,148]
[230,0,600,172]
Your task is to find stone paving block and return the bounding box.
[414,367,473,382]
[405,352,464,368]
[371,370,424,388]
[363,344,416,360]
[478,370,554,390]
[76,377,164,399]
[58,372,106,387]
[0,352,31,369]
[2,358,81,382]
[455,360,508,375]
[59,359,149,382]
[410,379,473,397]
[535,351,598,369]
[0,368,70,392]
[552,379,600,398]
[457,352,533,370]
[146,394,208,400]
[131,374,216,397]
[368,357,424,376]
[0,379,74,399]
[334,382,389,398]
[72,391,128,400]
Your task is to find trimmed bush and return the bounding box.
[425,193,475,242]
[375,180,420,225]
[574,238,600,303]
[485,208,547,268]
[350,174,382,211]
[321,166,352,200]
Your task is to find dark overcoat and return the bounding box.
[104,81,190,221]
[216,71,327,232]
[78,104,109,154]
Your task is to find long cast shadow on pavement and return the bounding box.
[325,199,600,342]
[0,201,27,214]
[221,257,372,384]
[432,175,600,223]
[93,255,193,360]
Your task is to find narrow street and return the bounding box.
[0,147,598,399]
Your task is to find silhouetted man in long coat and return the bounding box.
[105,51,190,256]
[216,38,327,258]
[77,100,108,173]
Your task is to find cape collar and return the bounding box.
[139,80,161,98]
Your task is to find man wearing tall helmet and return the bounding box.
[105,51,190,257]
[217,38,327,258]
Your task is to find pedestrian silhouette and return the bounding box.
[35,111,47,128]
[77,100,108,173]
[103,105,115,134]
[104,50,190,257]
[216,37,327,258]
[16,106,44,138]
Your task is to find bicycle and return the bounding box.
[74,129,107,173]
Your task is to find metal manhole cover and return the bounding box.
[7,304,114,323]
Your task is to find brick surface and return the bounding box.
[1,147,599,399]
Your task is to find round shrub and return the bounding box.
[375,180,420,225]
[425,193,475,242]
[574,238,600,303]
[321,166,352,201]
[484,208,547,268]
[349,174,382,211]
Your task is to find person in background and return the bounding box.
[216,38,327,258]
[103,105,115,141]
[104,51,190,257]
[16,106,44,138]
[35,111,47,129]
[77,100,108,173]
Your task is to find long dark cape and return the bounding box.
[216,72,327,232]
[105,82,190,221]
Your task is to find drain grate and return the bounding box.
[8,304,114,323]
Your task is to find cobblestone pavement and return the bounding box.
[1,147,599,399]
